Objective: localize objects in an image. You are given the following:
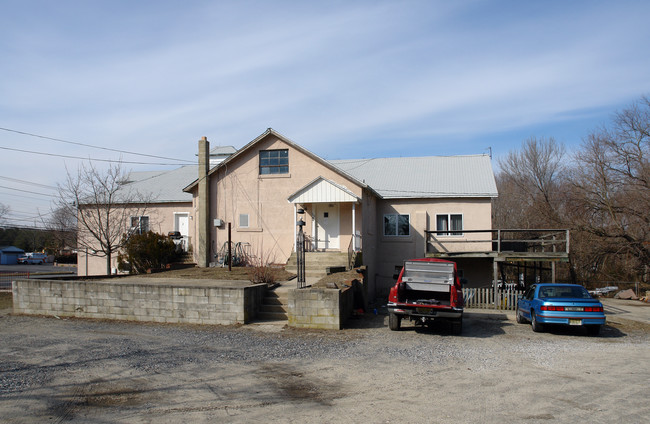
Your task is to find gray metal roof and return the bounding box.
[209,145,237,155]
[126,165,196,203]
[329,155,498,198]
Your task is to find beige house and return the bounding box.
[183,129,498,298]
[79,129,498,298]
[78,146,236,276]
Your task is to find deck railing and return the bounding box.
[426,229,570,255]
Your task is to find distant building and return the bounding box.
[0,246,25,265]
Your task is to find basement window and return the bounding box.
[259,149,289,175]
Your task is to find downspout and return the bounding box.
[198,136,210,268]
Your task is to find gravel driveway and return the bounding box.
[1,297,648,424]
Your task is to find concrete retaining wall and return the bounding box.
[287,286,354,330]
[12,279,265,325]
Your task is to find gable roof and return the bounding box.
[330,155,498,198]
[184,128,370,193]
[182,128,498,199]
[0,246,24,254]
[287,177,361,204]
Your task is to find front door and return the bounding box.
[314,204,340,250]
[175,213,190,250]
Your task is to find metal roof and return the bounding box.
[329,155,498,198]
[126,165,196,203]
[209,145,237,155]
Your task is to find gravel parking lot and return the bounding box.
[1,294,649,424]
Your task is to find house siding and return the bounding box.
[79,202,194,276]
[371,197,493,297]
[200,134,365,267]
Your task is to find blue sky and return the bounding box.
[1,0,650,227]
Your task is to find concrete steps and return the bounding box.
[286,251,349,280]
[257,286,289,321]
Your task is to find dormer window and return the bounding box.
[259,149,288,175]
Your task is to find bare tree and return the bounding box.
[496,136,567,227]
[56,161,152,275]
[0,203,8,226]
[569,97,650,281]
[43,205,77,253]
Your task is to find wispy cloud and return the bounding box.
[1,0,649,216]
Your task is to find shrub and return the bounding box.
[247,264,277,286]
[117,231,180,274]
[246,247,278,286]
[54,254,77,264]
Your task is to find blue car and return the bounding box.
[516,284,606,335]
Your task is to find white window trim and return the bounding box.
[259,149,289,175]
[130,215,149,235]
[238,213,250,229]
[435,213,464,237]
[383,213,410,237]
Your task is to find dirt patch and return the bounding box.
[256,364,341,406]
[47,377,157,421]
[127,265,295,282]
[0,292,11,311]
[312,269,363,288]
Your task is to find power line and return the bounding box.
[0,190,56,202]
[0,145,189,166]
[0,126,195,164]
[0,175,58,190]
[0,184,57,198]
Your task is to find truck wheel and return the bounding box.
[388,313,401,331]
[451,318,463,335]
[531,311,544,333]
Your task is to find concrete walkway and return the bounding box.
[601,298,650,325]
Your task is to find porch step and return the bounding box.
[286,252,349,280]
[257,286,290,321]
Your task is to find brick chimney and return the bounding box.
[197,136,210,267]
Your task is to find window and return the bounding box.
[383,214,410,236]
[436,214,463,236]
[130,216,149,234]
[239,213,249,228]
[259,149,289,175]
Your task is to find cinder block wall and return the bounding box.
[287,287,354,330]
[12,279,265,325]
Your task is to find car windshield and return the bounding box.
[538,286,592,299]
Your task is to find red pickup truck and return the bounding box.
[387,258,464,333]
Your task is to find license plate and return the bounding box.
[569,319,582,326]
[416,308,435,315]
[565,307,584,312]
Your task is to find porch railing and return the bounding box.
[462,288,524,311]
[426,229,570,255]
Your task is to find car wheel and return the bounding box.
[388,312,401,331]
[531,311,544,333]
[516,307,525,324]
[586,325,601,336]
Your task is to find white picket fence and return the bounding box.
[462,288,524,311]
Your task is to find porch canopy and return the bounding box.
[287,177,360,250]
